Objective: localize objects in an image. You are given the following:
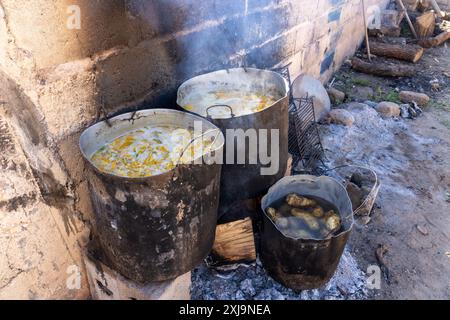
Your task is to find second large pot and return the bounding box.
[177,68,290,217]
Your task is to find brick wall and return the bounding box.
[0,0,388,299]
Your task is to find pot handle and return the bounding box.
[206,105,235,119]
[169,129,221,180]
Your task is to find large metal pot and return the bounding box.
[260,175,354,291]
[79,109,225,283]
[177,68,290,217]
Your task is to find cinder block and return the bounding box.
[84,253,191,300]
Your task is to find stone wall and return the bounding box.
[0,0,388,299]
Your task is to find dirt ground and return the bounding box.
[330,45,450,299]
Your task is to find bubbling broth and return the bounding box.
[265,194,342,240]
[90,125,214,178]
[182,89,279,119]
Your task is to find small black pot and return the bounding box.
[260,175,354,291]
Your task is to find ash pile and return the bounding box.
[192,250,367,300]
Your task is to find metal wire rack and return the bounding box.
[288,96,326,173]
[272,64,326,174]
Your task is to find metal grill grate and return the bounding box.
[288,97,326,174]
[271,64,325,174]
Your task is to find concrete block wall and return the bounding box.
[0,0,388,299]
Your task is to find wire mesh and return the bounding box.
[271,64,326,174]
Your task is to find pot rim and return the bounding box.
[176,67,290,120]
[79,108,225,181]
[261,174,355,242]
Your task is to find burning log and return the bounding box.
[418,31,450,48]
[369,41,424,63]
[351,57,415,77]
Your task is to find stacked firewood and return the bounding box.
[352,0,449,77]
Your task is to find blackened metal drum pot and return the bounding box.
[177,68,290,218]
[260,175,354,291]
[80,109,225,283]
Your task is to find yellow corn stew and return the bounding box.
[91,125,214,178]
[183,90,278,118]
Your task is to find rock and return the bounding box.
[346,182,364,211]
[363,100,378,108]
[239,278,256,297]
[235,290,246,300]
[340,102,371,111]
[326,87,346,104]
[399,91,430,106]
[349,86,374,101]
[375,244,389,268]
[410,102,423,116]
[270,289,286,300]
[400,104,410,118]
[360,216,371,225]
[327,109,355,127]
[292,75,331,120]
[350,172,364,187]
[375,101,401,118]
[416,224,429,236]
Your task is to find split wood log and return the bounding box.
[211,217,256,264]
[415,11,436,38]
[418,31,450,47]
[369,41,424,63]
[351,57,415,77]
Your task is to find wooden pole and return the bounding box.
[361,0,372,61]
[429,0,445,18]
[397,0,419,39]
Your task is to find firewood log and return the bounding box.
[415,11,436,38]
[351,57,415,77]
[369,41,424,63]
[211,218,256,264]
[418,31,450,48]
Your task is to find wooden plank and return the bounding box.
[211,217,256,264]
